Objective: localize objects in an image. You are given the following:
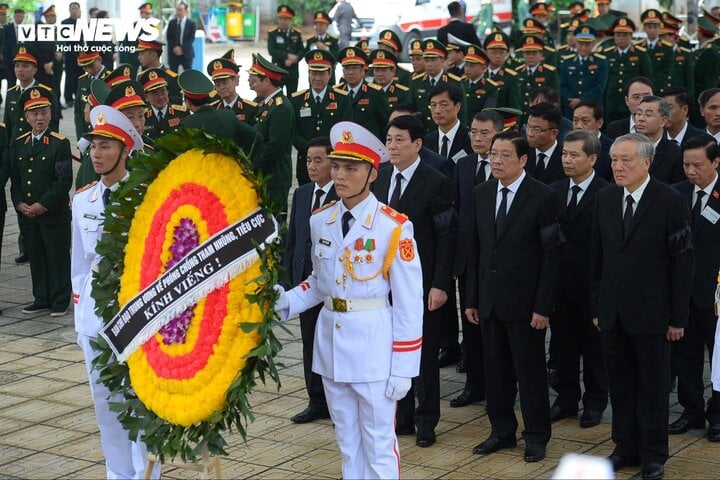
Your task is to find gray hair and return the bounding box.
[639,95,671,117]
[610,133,655,163]
[563,129,601,156]
[474,110,504,132]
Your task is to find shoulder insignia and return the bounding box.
[632,39,644,46]
[395,83,409,91]
[312,200,336,215]
[504,68,517,76]
[165,69,178,78]
[0,122,5,128]
[269,27,278,32]
[562,54,576,60]
[367,82,382,90]
[635,45,647,52]
[381,205,408,224]
[78,72,89,79]
[292,89,308,98]
[544,46,556,53]
[75,181,98,194]
[560,22,569,28]
[292,27,302,33]
[412,73,425,80]
[487,78,498,87]
[679,46,691,53]
[593,53,606,59]
[447,72,463,81]
[50,132,66,140]
[328,33,338,39]
[38,83,53,91]
[557,44,568,50]
[332,86,349,95]
[661,39,673,47]
[242,98,258,107]
[275,97,284,106]
[516,64,527,72]
[8,85,18,92]
[171,104,187,111]
[604,46,614,52]
[543,63,556,71]
[16,131,31,141]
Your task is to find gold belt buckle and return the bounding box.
[332,298,348,312]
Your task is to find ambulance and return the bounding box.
[330,0,513,61]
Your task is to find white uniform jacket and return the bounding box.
[286,194,424,383]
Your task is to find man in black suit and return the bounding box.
[373,114,457,448]
[437,1,481,47]
[3,8,24,88]
[283,137,338,424]
[548,130,610,428]
[466,130,562,463]
[634,95,685,184]
[166,2,196,73]
[527,87,573,139]
[450,109,504,408]
[591,133,694,479]
[525,102,565,184]
[699,88,720,143]
[661,88,706,147]
[425,84,472,174]
[572,100,614,182]
[605,76,654,139]
[389,104,452,176]
[670,135,720,441]
[61,2,82,106]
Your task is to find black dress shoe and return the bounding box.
[14,253,29,264]
[641,462,664,480]
[524,443,546,462]
[549,404,578,422]
[438,348,461,368]
[395,424,415,435]
[707,424,720,442]
[290,406,330,424]
[579,409,602,428]
[450,390,485,408]
[668,417,705,434]
[416,431,436,447]
[472,436,517,455]
[607,453,641,471]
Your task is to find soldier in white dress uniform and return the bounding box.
[275,121,424,479]
[71,106,160,479]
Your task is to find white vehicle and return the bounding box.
[330,0,513,61]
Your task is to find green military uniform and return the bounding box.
[603,44,652,123]
[461,45,498,118]
[9,87,71,313]
[306,11,339,85]
[559,26,609,118]
[216,96,258,125]
[515,35,559,114]
[518,18,558,66]
[483,32,521,113]
[635,10,672,90]
[381,82,411,111]
[368,49,411,111]
[374,29,413,87]
[206,50,259,126]
[74,52,112,139]
[694,20,720,100]
[143,104,189,141]
[136,40,184,103]
[661,45,695,102]
[5,82,60,142]
[268,6,304,95]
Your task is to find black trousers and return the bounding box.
[603,322,670,464]
[482,311,551,445]
[550,299,608,412]
[21,221,71,310]
[439,281,461,354]
[458,273,484,394]
[169,54,193,74]
[300,304,327,409]
[63,53,80,103]
[396,307,441,435]
[672,302,720,422]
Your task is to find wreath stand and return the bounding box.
[144,444,222,479]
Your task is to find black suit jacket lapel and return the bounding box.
[571,176,602,220]
[374,168,391,203]
[397,162,428,211]
[623,179,659,246]
[695,177,720,235]
[496,176,531,242]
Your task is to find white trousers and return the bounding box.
[713,316,720,391]
[322,376,400,479]
[78,334,160,479]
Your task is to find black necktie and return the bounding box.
[495,187,509,238]
[623,194,634,238]
[157,110,164,121]
[342,211,353,237]
[349,89,355,101]
[312,189,323,211]
[567,185,581,216]
[103,188,112,206]
[440,135,449,159]
[693,191,706,225]
[390,173,403,208]
[476,160,488,184]
[430,78,436,87]
[535,153,547,180]
[315,95,322,105]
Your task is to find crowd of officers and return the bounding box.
[0,0,719,478]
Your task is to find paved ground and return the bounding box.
[1,40,720,479]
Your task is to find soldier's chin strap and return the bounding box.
[99,149,127,177]
[344,167,373,200]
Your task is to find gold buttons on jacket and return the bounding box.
[335,322,341,329]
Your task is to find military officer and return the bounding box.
[75,80,108,190]
[104,63,138,89]
[207,49,258,126]
[305,11,339,85]
[136,39,182,103]
[560,25,609,118]
[635,9,673,90]
[462,45,498,119]
[369,49,411,111]
[74,50,111,139]
[377,29,413,87]
[292,49,353,185]
[515,35,559,114]
[409,39,425,76]
[560,4,588,44]
[336,47,390,141]
[249,53,295,215]
[10,86,72,317]
[411,40,466,130]
[528,2,555,48]
[268,5,304,95]
[102,80,156,153]
[274,121,423,480]
[658,16,694,102]
[695,17,720,106]
[483,32,521,112]
[72,105,158,480]
[604,17,652,125]
[557,16,583,58]
[518,18,558,67]
[139,68,189,141]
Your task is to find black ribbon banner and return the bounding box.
[100,208,278,362]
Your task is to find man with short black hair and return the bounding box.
[388,104,450,175]
[633,95,685,183]
[699,88,720,143]
[166,2,196,74]
[572,99,614,181]
[525,102,564,184]
[437,1,481,47]
[606,76,654,139]
[425,83,471,172]
[661,87,705,147]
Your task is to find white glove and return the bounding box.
[273,284,289,321]
[385,376,411,401]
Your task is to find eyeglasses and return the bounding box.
[526,126,553,135]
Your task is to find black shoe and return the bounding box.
[707,424,720,442]
[416,431,436,447]
[472,436,517,455]
[21,303,50,314]
[438,347,461,368]
[668,417,705,434]
[456,355,465,373]
[549,404,578,422]
[579,409,602,428]
[641,462,664,480]
[14,253,29,264]
[50,308,68,317]
[450,390,485,407]
[607,453,641,471]
[395,424,415,435]
[524,443,546,462]
[290,406,330,424]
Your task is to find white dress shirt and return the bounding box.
[389,157,421,199]
[623,174,651,216]
[496,170,526,215]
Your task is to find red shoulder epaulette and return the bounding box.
[381,205,408,224]
[75,181,98,194]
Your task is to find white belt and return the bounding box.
[323,296,389,313]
